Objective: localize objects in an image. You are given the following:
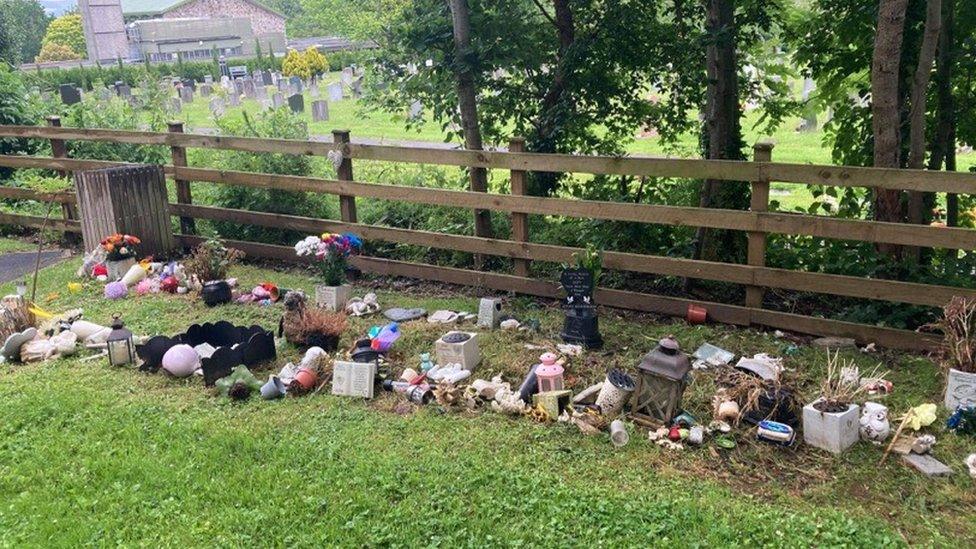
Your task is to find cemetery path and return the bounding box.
[0,251,66,284]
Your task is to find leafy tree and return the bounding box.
[0,0,49,65]
[40,13,86,60]
[35,42,81,62]
[282,48,309,79]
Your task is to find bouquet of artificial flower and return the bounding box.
[295,232,362,286]
[100,234,141,261]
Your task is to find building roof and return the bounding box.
[121,0,284,18]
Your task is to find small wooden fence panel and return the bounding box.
[0,124,973,351]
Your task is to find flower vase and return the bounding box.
[106,257,136,280]
[945,368,976,411]
[315,284,351,312]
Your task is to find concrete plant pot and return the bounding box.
[315,284,351,312]
[945,368,976,411]
[802,399,860,454]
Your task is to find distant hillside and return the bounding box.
[40,0,75,15]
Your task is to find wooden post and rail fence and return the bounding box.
[1,123,974,351]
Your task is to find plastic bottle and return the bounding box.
[371,322,401,352]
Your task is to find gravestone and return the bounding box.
[559,268,602,349]
[255,85,268,100]
[59,84,81,105]
[200,84,213,97]
[289,76,303,94]
[341,67,354,85]
[351,77,363,98]
[262,71,274,86]
[179,87,194,104]
[181,79,196,92]
[277,79,289,92]
[209,97,225,117]
[327,82,343,102]
[409,100,423,118]
[204,74,214,85]
[228,93,240,107]
[311,100,329,122]
[252,69,263,83]
[287,93,304,113]
[234,79,245,97]
[168,97,182,114]
[272,92,285,109]
[115,83,132,98]
[243,78,256,99]
[309,81,319,98]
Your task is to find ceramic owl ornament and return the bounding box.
[859,402,891,444]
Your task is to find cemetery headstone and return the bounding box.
[243,77,256,99]
[263,71,274,86]
[168,97,182,114]
[255,85,268,100]
[204,74,214,85]
[181,79,196,92]
[180,87,194,104]
[200,84,213,97]
[351,77,363,98]
[309,81,319,98]
[228,93,240,107]
[233,79,245,97]
[327,82,343,102]
[287,93,305,113]
[59,84,81,105]
[341,67,354,85]
[272,92,285,109]
[311,100,329,122]
[289,76,303,94]
[115,83,132,98]
[209,97,225,117]
[409,100,423,119]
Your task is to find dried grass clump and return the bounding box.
[816,350,885,412]
[293,307,347,340]
[929,296,976,374]
[714,367,802,423]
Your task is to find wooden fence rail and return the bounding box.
[1,124,974,351]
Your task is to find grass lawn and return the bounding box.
[172,76,976,214]
[1,257,974,546]
[0,236,36,253]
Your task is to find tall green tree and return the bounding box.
[39,13,86,60]
[0,0,50,65]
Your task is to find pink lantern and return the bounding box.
[535,352,564,393]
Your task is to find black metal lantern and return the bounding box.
[632,336,691,425]
[106,313,136,367]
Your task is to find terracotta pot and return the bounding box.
[293,368,319,391]
[687,304,707,324]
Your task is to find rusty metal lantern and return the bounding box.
[632,336,691,425]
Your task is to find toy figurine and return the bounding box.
[419,353,435,372]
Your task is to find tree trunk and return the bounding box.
[447,0,493,240]
[928,0,957,227]
[870,0,909,258]
[528,0,576,196]
[693,0,745,264]
[906,0,942,225]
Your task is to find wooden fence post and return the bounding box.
[509,137,530,277]
[46,116,78,244]
[746,140,774,310]
[168,121,196,236]
[333,129,357,223]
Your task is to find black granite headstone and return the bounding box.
[559,268,602,349]
[59,84,81,105]
[287,93,305,113]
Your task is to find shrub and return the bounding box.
[185,237,245,282]
[35,42,80,62]
[58,94,167,164]
[282,47,329,80]
[209,108,326,244]
[40,14,85,59]
[0,67,41,179]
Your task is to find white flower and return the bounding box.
[294,236,321,256]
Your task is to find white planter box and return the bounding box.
[435,332,481,371]
[315,284,351,311]
[803,399,860,454]
[945,368,976,411]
